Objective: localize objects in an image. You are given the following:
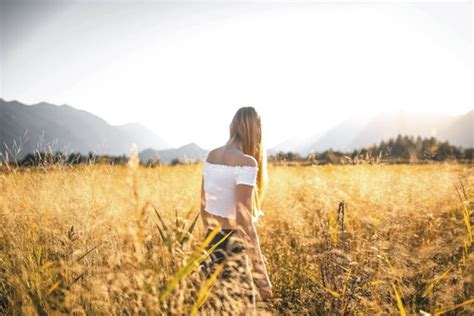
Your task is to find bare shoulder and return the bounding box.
[206,146,256,168]
[206,147,223,162]
[235,153,257,168]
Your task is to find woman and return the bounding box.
[199,107,273,305]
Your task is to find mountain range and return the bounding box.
[0,98,171,159]
[139,143,209,164]
[272,110,473,155]
[1,98,472,162]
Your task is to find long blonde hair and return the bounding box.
[229,107,268,218]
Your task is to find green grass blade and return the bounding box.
[392,283,407,316]
[180,211,201,245]
[190,262,225,315]
[159,225,232,302]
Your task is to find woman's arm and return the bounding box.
[235,184,272,293]
[200,176,209,231]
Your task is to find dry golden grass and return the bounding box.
[0,162,473,315]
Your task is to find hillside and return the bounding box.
[0,99,170,158]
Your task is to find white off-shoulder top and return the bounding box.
[202,161,258,220]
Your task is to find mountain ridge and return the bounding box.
[273,110,473,155]
[139,143,208,164]
[0,98,171,158]
[1,99,471,161]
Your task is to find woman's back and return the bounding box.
[202,147,258,221]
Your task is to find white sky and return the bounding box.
[1,0,472,149]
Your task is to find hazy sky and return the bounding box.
[1,0,472,149]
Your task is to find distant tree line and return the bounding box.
[269,135,473,164]
[1,135,472,168]
[3,152,129,167]
[0,151,199,168]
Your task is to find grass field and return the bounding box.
[0,161,473,315]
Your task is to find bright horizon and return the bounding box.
[1,0,472,149]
